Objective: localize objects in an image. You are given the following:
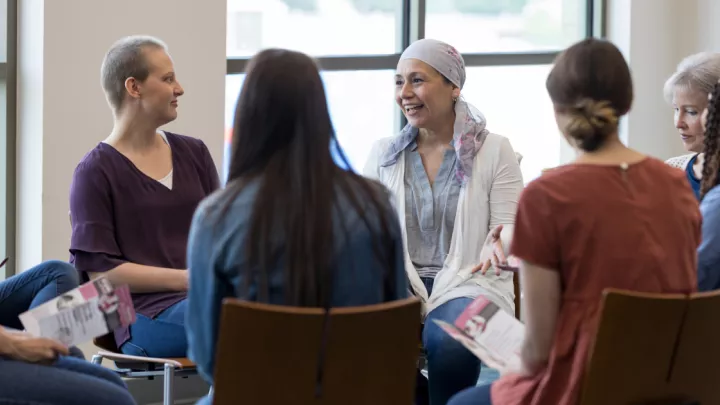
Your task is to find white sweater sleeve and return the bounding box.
[362,140,382,181]
[489,137,524,255]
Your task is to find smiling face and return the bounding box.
[673,87,708,153]
[394,58,460,131]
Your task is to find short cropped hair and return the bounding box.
[100,35,168,111]
[664,52,720,103]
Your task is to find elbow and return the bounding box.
[520,344,549,375]
[520,337,551,374]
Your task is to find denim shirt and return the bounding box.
[699,184,720,291]
[185,178,408,392]
[403,140,461,279]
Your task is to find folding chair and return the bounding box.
[90,333,198,405]
[211,297,422,405]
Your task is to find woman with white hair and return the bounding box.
[364,38,524,405]
[665,52,720,199]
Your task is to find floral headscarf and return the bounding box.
[381,39,488,184]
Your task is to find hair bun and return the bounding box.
[565,99,619,151]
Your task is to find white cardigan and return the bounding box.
[363,132,524,317]
[665,153,695,171]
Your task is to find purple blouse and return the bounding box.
[69,132,220,347]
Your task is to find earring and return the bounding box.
[452,96,458,103]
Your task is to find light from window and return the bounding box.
[224,70,396,180]
[426,0,587,53]
[462,64,559,182]
[226,66,559,183]
[226,0,403,58]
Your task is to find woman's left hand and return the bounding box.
[472,225,507,275]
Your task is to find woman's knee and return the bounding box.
[423,326,478,368]
[38,260,80,287]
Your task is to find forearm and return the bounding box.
[520,334,552,374]
[0,328,13,355]
[90,262,187,293]
[518,261,561,374]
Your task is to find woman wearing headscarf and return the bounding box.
[364,38,524,405]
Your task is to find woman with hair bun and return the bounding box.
[448,38,700,405]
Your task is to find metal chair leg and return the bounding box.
[91,354,103,365]
[163,363,175,405]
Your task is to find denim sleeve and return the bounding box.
[185,201,234,384]
[699,189,720,291]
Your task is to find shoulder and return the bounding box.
[479,133,516,158]
[643,157,695,191]
[665,153,695,170]
[164,132,210,156]
[194,180,259,224]
[72,144,115,184]
[368,136,399,156]
[475,132,521,169]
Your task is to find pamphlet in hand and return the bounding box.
[19,276,136,347]
[433,295,524,371]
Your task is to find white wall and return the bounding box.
[17,0,227,271]
[604,0,720,161]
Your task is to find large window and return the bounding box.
[225,0,604,182]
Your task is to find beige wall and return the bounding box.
[17,0,227,272]
[605,0,717,161]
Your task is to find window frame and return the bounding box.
[226,0,607,134]
[2,0,16,278]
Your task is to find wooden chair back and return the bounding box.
[579,289,690,405]
[669,290,720,404]
[212,297,422,405]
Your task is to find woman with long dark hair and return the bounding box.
[696,80,720,291]
[185,49,408,401]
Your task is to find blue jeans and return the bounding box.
[419,277,482,405]
[0,260,79,330]
[447,383,493,405]
[121,299,187,358]
[0,356,136,404]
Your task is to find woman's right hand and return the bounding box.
[2,332,69,363]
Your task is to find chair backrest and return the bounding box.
[579,289,689,405]
[669,290,720,404]
[212,297,422,405]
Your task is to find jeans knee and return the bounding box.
[42,260,80,286]
[424,327,467,359]
[423,325,481,372]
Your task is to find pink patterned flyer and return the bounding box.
[433,295,524,371]
[19,277,136,347]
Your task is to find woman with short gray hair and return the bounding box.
[664,51,720,199]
